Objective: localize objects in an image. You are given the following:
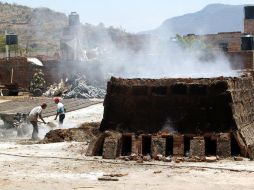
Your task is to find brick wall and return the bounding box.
[226,51,254,69]
[0,57,34,87]
[0,57,91,88]
[98,76,254,158]
[205,32,242,52]
[244,19,254,35]
[185,32,242,52]
[101,76,254,134]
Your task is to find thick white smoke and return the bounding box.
[82,31,238,81]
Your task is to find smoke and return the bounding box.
[54,14,242,88]
[160,118,177,134]
[78,30,238,84]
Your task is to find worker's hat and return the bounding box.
[41,102,47,108]
[53,97,60,103]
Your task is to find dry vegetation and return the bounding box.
[0,2,130,55]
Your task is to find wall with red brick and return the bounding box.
[244,19,254,35]
[0,57,34,87]
[0,57,84,88]
[186,32,242,52]
[226,51,254,70]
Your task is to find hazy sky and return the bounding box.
[3,0,254,32]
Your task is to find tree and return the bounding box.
[30,68,46,94]
[175,34,211,50]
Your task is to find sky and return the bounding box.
[3,0,254,33]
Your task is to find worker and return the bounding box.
[28,103,47,140]
[54,97,65,125]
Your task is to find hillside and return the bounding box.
[0,2,129,55]
[0,2,67,54]
[143,4,245,36]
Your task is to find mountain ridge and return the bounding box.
[141,4,246,36]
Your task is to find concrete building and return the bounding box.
[183,6,254,70]
[60,12,86,61]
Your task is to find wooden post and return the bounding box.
[11,68,13,83]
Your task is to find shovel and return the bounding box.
[38,121,57,128]
[46,122,57,128]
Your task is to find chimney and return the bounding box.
[244,6,254,35]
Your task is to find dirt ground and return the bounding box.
[1,103,254,190]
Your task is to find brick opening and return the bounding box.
[95,139,105,156]
[170,84,187,95]
[132,86,148,96]
[205,136,217,156]
[142,135,152,155]
[231,135,241,156]
[151,86,167,96]
[165,136,173,156]
[184,136,191,156]
[189,84,207,95]
[121,135,132,156]
[209,81,228,95]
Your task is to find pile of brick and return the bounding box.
[87,74,254,160]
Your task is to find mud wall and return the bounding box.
[0,57,34,87]
[0,57,92,88]
[229,76,254,158]
[0,57,61,87]
[101,76,254,134]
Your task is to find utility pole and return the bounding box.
[5,30,9,60]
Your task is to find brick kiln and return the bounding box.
[87,75,254,160]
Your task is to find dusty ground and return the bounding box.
[1,102,254,190]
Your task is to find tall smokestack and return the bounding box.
[60,12,82,61]
[244,6,254,35]
[69,12,80,26]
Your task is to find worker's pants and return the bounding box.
[59,114,65,125]
[30,121,39,140]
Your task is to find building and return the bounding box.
[182,6,254,70]
[60,12,86,61]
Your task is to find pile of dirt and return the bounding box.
[41,122,101,143]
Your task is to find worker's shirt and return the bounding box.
[28,106,42,122]
[57,102,65,115]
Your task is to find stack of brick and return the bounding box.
[216,133,231,158]
[96,75,254,159]
[228,77,254,158]
[190,137,205,158]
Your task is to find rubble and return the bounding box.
[154,154,163,161]
[43,75,106,99]
[64,82,106,99]
[143,154,152,161]
[234,156,244,161]
[98,177,119,181]
[103,173,128,177]
[205,156,217,162]
[43,79,68,97]
[163,156,172,162]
